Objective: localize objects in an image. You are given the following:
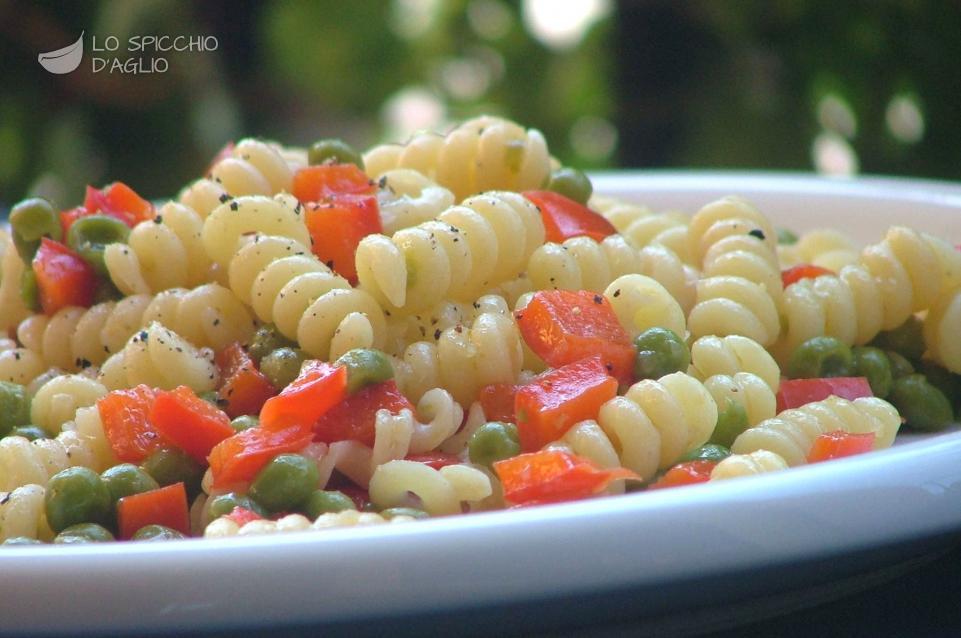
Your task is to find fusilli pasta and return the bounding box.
[0,230,31,332]
[710,450,789,480]
[689,334,781,392]
[0,484,51,542]
[202,193,310,268]
[204,509,415,538]
[603,274,686,341]
[30,374,107,435]
[375,168,456,235]
[369,460,492,516]
[923,285,961,373]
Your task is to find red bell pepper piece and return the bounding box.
[150,386,235,464]
[224,506,262,527]
[97,385,167,463]
[32,238,98,314]
[494,449,638,506]
[523,190,616,243]
[207,426,314,489]
[807,430,876,463]
[292,164,375,202]
[313,380,414,446]
[516,290,636,383]
[83,182,154,228]
[479,383,519,423]
[58,206,88,238]
[781,264,834,288]
[305,194,381,285]
[514,356,618,452]
[216,343,278,418]
[405,452,461,470]
[648,460,717,490]
[776,377,873,412]
[259,360,348,432]
[117,483,190,540]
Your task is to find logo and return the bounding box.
[38,31,84,74]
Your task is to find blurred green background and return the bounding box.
[0,0,958,209]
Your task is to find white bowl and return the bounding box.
[3,172,961,637]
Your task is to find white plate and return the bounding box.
[3,172,961,637]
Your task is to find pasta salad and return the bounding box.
[1,116,958,545]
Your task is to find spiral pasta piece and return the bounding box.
[227,235,386,361]
[778,228,860,271]
[104,201,213,295]
[391,308,523,405]
[369,460,492,516]
[689,335,780,392]
[0,406,116,492]
[603,274,686,340]
[591,194,694,264]
[363,115,551,201]
[0,230,31,333]
[138,284,255,352]
[710,450,789,481]
[179,138,300,218]
[0,338,45,385]
[356,191,543,313]
[376,168,456,235]
[0,484,51,542]
[687,196,778,265]
[202,193,310,268]
[98,322,218,393]
[731,396,901,467]
[205,510,415,538]
[16,295,153,372]
[924,286,961,373]
[688,276,781,346]
[702,372,776,427]
[30,374,107,435]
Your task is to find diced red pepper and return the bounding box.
[807,430,876,463]
[259,360,348,433]
[405,452,460,470]
[776,377,873,412]
[479,383,519,423]
[208,426,314,489]
[292,164,375,202]
[781,264,835,288]
[117,482,190,540]
[97,385,167,463]
[648,460,717,489]
[514,356,618,452]
[516,290,636,383]
[83,182,154,228]
[58,206,89,237]
[494,449,638,506]
[224,506,262,527]
[150,386,235,464]
[305,194,381,285]
[313,380,414,447]
[32,238,98,314]
[523,190,616,243]
[216,343,278,418]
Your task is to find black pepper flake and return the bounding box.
[613,289,621,298]
[748,229,766,240]
[605,362,613,372]
[384,310,391,317]
[138,330,148,341]
[154,215,163,224]
[378,176,388,189]
[0,493,10,506]
[593,294,603,305]
[213,318,221,326]
[419,326,427,337]
[218,193,231,203]
[229,201,239,211]
[13,352,20,361]
[455,325,463,333]
[472,302,480,309]
[434,329,442,340]
[326,260,334,269]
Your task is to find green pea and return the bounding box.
[304,490,357,519]
[680,443,732,463]
[248,325,295,365]
[19,269,40,313]
[709,398,749,448]
[230,415,260,432]
[260,347,307,390]
[336,348,394,394]
[205,492,267,525]
[45,467,112,533]
[787,336,854,379]
[889,374,953,432]
[776,227,799,245]
[917,361,961,408]
[8,425,48,441]
[66,215,131,277]
[381,507,429,520]
[633,327,690,380]
[131,524,187,541]
[101,464,160,506]
[853,346,893,398]
[198,391,221,407]
[0,381,32,438]
[886,351,915,379]
[9,197,60,261]
[546,167,593,205]
[248,454,319,513]
[2,536,44,545]
[468,422,521,469]
[308,138,365,170]
[141,448,204,495]
[53,523,115,544]
[871,316,925,361]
